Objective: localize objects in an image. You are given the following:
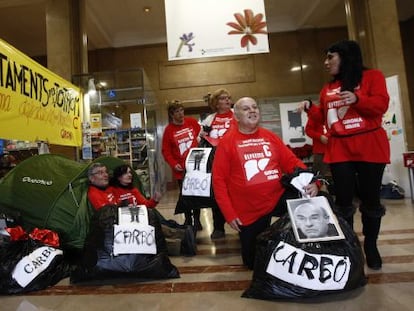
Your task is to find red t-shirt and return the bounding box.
[212,127,306,226]
[88,185,116,210]
[162,117,200,180]
[202,110,236,146]
[110,186,157,208]
[305,105,327,154]
[319,69,390,163]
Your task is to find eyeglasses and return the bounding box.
[92,170,107,175]
[218,96,231,100]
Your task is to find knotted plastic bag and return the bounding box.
[0,227,69,295]
[242,214,366,300]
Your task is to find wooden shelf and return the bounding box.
[90,128,148,171]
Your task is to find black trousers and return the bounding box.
[177,179,200,222]
[212,207,226,232]
[238,188,300,269]
[239,214,272,269]
[330,161,385,213]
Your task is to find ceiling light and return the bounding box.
[290,64,308,72]
[97,81,107,88]
[143,7,151,13]
[88,78,96,95]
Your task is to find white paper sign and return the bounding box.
[182,170,212,197]
[113,223,156,255]
[12,246,63,287]
[287,196,345,243]
[165,0,269,60]
[279,102,312,147]
[266,241,350,291]
[182,148,212,197]
[130,113,142,129]
[118,205,148,225]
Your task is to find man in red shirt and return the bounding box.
[161,101,202,229]
[87,162,115,210]
[212,97,319,269]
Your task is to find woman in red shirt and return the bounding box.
[199,88,237,240]
[314,40,390,270]
[109,164,161,208]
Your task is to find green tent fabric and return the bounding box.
[0,154,145,249]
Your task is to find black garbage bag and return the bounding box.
[0,212,22,246]
[380,181,405,199]
[242,214,367,300]
[0,227,70,295]
[71,206,179,284]
[152,208,196,256]
[161,220,197,256]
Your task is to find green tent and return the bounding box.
[0,154,144,249]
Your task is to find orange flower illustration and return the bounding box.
[227,9,267,52]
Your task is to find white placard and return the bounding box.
[113,223,156,255]
[130,113,142,129]
[165,0,269,61]
[266,241,350,291]
[118,205,148,225]
[12,246,63,288]
[185,148,212,172]
[182,148,212,197]
[182,170,212,197]
[279,102,312,147]
[287,196,345,243]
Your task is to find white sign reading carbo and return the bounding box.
[113,223,156,255]
[266,241,350,291]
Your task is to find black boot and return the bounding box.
[193,209,203,231]
[184,211,193,226]
[334,205,356,230]
[361,213,383,270]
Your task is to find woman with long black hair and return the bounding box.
[311,40,390,270]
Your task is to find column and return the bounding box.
[45,0,83,80]
[45,0,86,159]
[344,0,413,149]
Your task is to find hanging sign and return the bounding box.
[165,0,269,61]
[0,39,83,146]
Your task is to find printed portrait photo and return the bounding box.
[185,148,212,173]
[287,196,345,243]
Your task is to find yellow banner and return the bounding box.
[0,38,83,147]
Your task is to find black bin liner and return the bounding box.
[71,206,180,284]
[0,238,70,295]
[242,214,367,300]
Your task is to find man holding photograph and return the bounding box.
[212,97,319,269]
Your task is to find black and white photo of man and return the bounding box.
[287,197,344,242]
[193,150,205,171]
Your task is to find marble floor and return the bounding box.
[2,189,414,311]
